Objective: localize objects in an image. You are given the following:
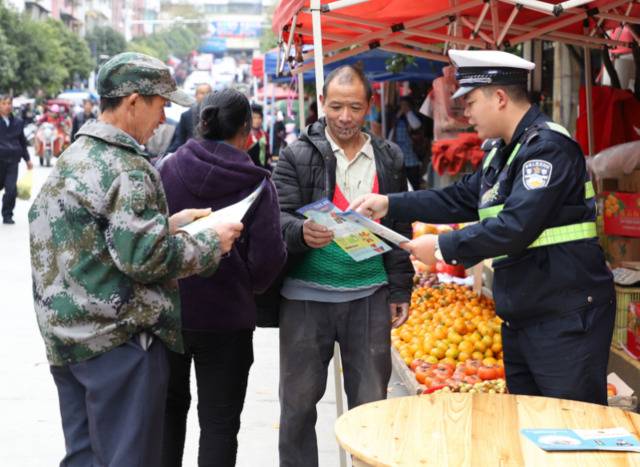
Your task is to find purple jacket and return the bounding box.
[159,138,287,331]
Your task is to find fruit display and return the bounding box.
[392,281,506,391]
[411,223,466,278]
[411,359,506,393]
[428,378,507,395]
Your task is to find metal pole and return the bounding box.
[584,42,595,155]
[311,0,326,117]
[263,67,268,132]
[298,73,306,130]
[332,342,347,467]
[381,82,387,138]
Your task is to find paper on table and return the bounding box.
[178,180,266,237]
[521,427,640,452]
[339,210,411,246]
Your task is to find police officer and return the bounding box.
[351,49,615,405]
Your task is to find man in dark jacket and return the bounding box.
[166,83,211,153]
[0,94,32,224]
[272,66,413,467]
[71,99,97,141]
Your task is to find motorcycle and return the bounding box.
[35,122,60,167]
[23,123,36,146]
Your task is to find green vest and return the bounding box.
[288,242,388,290]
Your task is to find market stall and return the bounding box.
[270,0,640,464]
[273,0,640,155]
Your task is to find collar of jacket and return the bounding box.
[76,120,150,158]
[299,118,398,197]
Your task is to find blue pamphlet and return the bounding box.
[521,428,640,453]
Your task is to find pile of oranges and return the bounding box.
[392,283,504,369]
[603,194,621,217]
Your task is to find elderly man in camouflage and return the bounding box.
[29,53,243,467]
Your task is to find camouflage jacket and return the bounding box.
[29,120,221,366]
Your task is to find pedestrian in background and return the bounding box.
[29,52,243,467]
[0,94,32,225]
[71,99,97,141]
[246,103,271,170]
[167,83,212,153]
[159,89,286,467]
[388,96,423,189]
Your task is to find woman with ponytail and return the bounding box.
[158,89,287,466]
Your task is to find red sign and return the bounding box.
[604,192,640,238]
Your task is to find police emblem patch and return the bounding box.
[522,160,552,190]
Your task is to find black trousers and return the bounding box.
[502,298,615,405]
[404,165,422,191]
[0,159,19,220]
[162,329,254,467]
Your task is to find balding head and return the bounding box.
[322,65,372,101]
[195,83,212,103]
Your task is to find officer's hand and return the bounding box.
[401,234,438,264]
[348,194,389,220]
[390,303,409,328]
[26,160,33,170]
[169,208,211,234]
[303,219,334,249]
[212,222,244,255]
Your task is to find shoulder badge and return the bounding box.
[522,159,552,190]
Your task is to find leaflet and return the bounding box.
[297,198,391,262]
[521,428,640,453]
[178,180,266,236]
[339,209,411,246]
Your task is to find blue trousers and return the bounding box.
[502,298,615,405]
[50,336,169,467]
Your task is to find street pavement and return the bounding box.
[0,155,408,466]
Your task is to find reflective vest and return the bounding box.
[477,122,596,260]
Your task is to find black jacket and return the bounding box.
[389,106,614,325]
[273,119,414,304]
[71,111,96,141]
[167,106,198,153]
[0,114,29,163]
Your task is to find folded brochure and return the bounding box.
[521,428,640,453]
[296,198,410,262]
[178,180,266,237]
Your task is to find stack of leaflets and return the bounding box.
[521,428,640,453]
[297,198,411,262]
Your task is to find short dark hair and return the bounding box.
[99,94,155,113]
[322,65,372,101]
[198,89,251,141]
[0,94,12,102]
[481,84,530,103]
[251,103,263,117]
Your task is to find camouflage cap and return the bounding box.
[97,52,194,107]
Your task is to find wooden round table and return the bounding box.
[335,394,640,466]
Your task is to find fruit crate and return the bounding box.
[614,285,640,348]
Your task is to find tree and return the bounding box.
[0,5,67,95]
[47,19,93,88]
[85,26,127,62]
[128,25,200,62]
[0,27,18,91]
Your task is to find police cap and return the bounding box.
[448,50,535,100]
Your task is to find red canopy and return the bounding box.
[273,0,639,66]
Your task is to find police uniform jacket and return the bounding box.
[388,105,614,326]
